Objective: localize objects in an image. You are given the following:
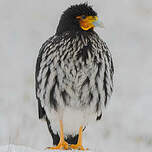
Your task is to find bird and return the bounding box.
[35,3,114,150]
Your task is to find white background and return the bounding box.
[0,0,152,152]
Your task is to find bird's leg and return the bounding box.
[48,120,69,150]
[70,126,88,150]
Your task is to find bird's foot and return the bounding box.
[48,140,69,150]
[70,144,88,150]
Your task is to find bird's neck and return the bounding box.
[56,30,97,40]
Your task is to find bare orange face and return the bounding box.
[76,15,98,31]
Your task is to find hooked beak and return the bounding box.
[92,17,104,28]
[76,15,104,31]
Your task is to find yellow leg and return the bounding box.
[70,126,88,150]
[48,120,69,150]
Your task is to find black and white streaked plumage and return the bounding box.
[35,3,114,149]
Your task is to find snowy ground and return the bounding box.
[0,145,39,152]
[0,0,152,152]
[0,145,92,152]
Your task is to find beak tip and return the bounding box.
[93,20,104,28]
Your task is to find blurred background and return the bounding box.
[0,0,152,152]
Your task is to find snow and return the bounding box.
[0,145,92,152]
[0,0,152,152]
[0,145,39,152]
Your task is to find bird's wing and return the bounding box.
[35,35,57,119]
[102,41,114,106]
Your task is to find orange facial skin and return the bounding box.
[76,16,98,30]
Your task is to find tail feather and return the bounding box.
[65,135,78,145]
[46,116,60,145]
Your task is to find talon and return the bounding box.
[48,140,69,150]
[47,120,69,150]
[70,144,88,150]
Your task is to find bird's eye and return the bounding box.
[81,15,86,19]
